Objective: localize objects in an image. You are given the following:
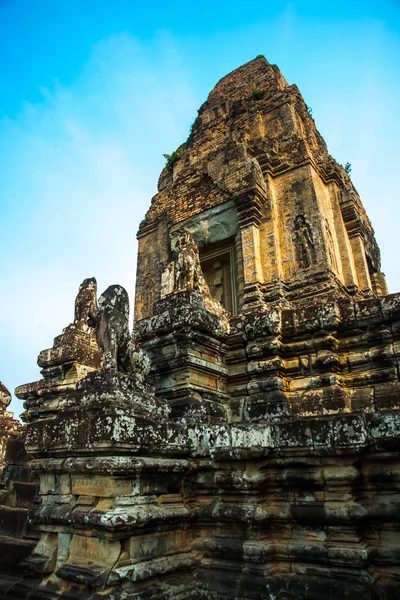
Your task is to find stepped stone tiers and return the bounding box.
[0,435,39,582]
[1,56,399,600]
[0,384,39,582]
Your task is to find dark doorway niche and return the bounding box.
[200,242,237,314]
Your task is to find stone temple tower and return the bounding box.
[2,57,400,600]
[135,55,387,323]
[134,56,394,424]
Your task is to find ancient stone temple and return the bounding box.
[1,56,400,600]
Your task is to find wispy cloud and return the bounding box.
[0,32,198,416]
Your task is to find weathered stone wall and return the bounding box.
[0,434,39,585]
[0,384,39,584]
[2,283,398,599]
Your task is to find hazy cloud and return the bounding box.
[0,32,198,416]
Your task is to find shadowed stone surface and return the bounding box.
[0,432,40,579]
[1,57,400,600]
[0,383,21,471]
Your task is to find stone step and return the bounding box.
[0,506,29,538]
[2,465,32,485]
[4,436,29,465]
[0,482,38,510]
[0,573,22,599]
[0,576,44,600]
[0,535,36,575]
[10,482,38,507]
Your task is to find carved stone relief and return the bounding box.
[325,218,339,273]
[293,215,316,269]
[173,231,210,296]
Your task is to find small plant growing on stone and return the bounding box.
[252,88,266,100]
[163,148,184,172]
[186,120,196,144]
[344,162,352,176]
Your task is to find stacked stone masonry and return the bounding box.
[0,384,39,585]
[0,57,399,600]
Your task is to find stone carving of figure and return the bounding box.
[171,231,228,322]
[94,284,151,381]
[130,341,151,384]
[0,381,11,410]
[74,277,98,327]
[325,219,339,273]
[174,231,209,294]
[95,285,132,374]
[293,215,316,270]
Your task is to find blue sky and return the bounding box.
[1,0,399,418]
